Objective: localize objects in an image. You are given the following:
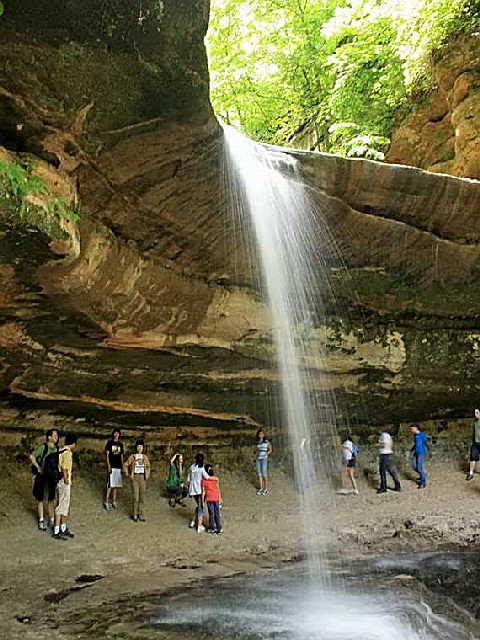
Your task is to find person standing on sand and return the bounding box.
[28,428,59,531]
[376,431,401,494]
[255,428,272,496]
[53,433,77,540]
[466,409,480,480]
[187,453,209,532]
[203,464,223,534]
[338,431,359,495]
[124,441,151,522]
[410,424,428,489]
[103,429,124,511]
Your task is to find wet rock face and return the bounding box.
[1,4,480,440]
[386,35,480,179]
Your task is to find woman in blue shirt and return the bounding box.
[255,429,272,496]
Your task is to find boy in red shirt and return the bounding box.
[203,464,223,534]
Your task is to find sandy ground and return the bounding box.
[1,453,479,639]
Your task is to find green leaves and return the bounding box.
[0,161,49,200]
[0,160,79,223]
[208,0,474,157]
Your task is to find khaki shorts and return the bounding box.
[108,468,123,488]
[55,479,71,517]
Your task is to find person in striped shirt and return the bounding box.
[254,428,272,496]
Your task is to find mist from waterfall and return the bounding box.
[222,125,340,580]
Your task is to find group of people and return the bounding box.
[28,426,274,538]
[101,432,222,531]
[28,428,78,539]
[166,452,223,534]
[339,423,429,495]
[26,411,480,537]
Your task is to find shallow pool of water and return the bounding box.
[147,568,476,640]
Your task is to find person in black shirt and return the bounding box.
[104,429,124,510]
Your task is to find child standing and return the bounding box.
[104,428,124,510]
[203,464,223,534]
[187,453,209,532]
[338,430,359,495]
[254,428,272,496]
[124,441,151,522]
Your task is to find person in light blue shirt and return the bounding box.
[254,429,272,496]
[410,424,428,488]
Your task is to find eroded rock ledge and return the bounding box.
[1,2,480,441]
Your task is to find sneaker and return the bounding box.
[352,489,359,495]
[256,489,263,495]
[38,519,47,531]
[262,489,270,496]
[111,501,118,509]
[132,515,138,522]
[138,516,146,522]
[103,502,110,511]
[394,486,402,492]
[168,498,175,508]
[376,488,387,494]
[466,473,474,481]
[216,529,224,535]
[197,525,206,533]
[61,529,75,538]
[189,520,196,528]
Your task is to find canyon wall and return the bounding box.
[1,2,479,448]
[386,35,480,180]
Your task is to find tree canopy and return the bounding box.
[207,0,479,158]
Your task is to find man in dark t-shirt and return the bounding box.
[104,429,124,510]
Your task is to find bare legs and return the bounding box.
[37,499,55,522]
[258,475,267,491]
[105,486,118,504]
[341,466,359,494]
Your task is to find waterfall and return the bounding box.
[222,125,339,580]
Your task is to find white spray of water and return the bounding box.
[222,125,339,579]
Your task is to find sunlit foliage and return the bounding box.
[207,0,479,157]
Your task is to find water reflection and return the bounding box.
[148,569,474,639]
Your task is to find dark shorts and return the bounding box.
[470,443,480,462]
[32,475,55,502]
[343,458,355,469]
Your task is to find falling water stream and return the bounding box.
[148,125,476,640]
[222,125,339,581]
[127,128,477,639]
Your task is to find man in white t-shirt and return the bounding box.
[377,431,401,494]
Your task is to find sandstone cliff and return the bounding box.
[1,2,480,446]
[386,34,480,179]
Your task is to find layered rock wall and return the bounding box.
[1,2,480,448]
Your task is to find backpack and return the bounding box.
[43,448,67,485]
[351,443,359,458]
[31,442,49,476]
